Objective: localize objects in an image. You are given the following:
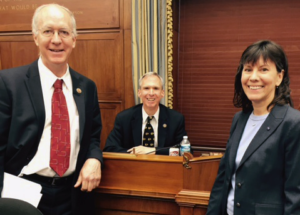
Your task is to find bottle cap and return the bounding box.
[183,136,188,139]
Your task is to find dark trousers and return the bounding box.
[23,174,73,215]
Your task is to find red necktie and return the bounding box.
[50,79,70,176]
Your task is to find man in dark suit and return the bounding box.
[0,4,102,215]
[104,72,187,155]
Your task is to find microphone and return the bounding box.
[144,144,180,155]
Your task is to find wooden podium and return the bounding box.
[94,152,222,215]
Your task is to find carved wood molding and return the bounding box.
[103,152,183,163]
[175,189,210,207]
[190,154,223,163]
[96,187,176,200]
[0,0,120,32]
[96,187,212,207]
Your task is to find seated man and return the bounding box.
[104,72,187,155]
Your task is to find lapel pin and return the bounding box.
[163,124,167,128]
[267,126,270,131]
[76,88,82,94]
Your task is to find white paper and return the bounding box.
[2,173,42,207]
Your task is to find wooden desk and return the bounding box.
[94,152,222,215]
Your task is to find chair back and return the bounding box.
[0,198,43,215]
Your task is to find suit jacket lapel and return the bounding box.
[24,61,45,136]
[237,105,286,170]
[158,105,167,147]
[131,106,143,146]
[228,111,250,175]
[70,68,85,143]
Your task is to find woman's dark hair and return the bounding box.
[233,40,293,112]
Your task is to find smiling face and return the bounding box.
[33,5,76,75]
[241,56,283,111]
[138,75,164,115]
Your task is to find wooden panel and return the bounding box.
[0,32,124,101]
[99,102,122,150]
[0,35,38,69]
[95,194,180,215]
[183,160,220,191]
[178,0,300,148]
[95,153,222,214]
[99,154,183,196]
[193,207,207,215]
[124,29,135,109]
[123,0,135,109]
[0,0,120,32]
[69,32,124,101]
[180,207,194,215]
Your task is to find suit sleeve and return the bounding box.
[283,113,300,214]
[173,114,187,146]
[156,113,187,155]
[85,83,103,164]
[103,114,128,153]
[0,76,12,197]
[206,113,239,215]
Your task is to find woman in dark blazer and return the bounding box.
[207,40,300,215]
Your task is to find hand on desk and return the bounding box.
[74,158,101,192]
[127,145,156,154]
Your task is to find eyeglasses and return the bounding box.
[39,28,73,38]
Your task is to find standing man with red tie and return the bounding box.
[0,4,102,215]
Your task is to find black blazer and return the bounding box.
[207,104,300,215]
[104,103,187,155]
[0,60,103,215]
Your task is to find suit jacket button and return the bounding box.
[236,202,241,207]
[237,182,242,188]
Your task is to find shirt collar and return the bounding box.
[142,106,160,123]
[38,57,72,90]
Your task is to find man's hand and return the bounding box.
[127,145,156,154]
[74,158,101,192]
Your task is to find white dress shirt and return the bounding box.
[142,107,159,147]
[20,58,80,177]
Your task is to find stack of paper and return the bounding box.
[1,173,42,207]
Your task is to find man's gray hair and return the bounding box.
[32,4,78,37]
[138,72,164,89]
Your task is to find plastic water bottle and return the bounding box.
[180,136,190,156]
